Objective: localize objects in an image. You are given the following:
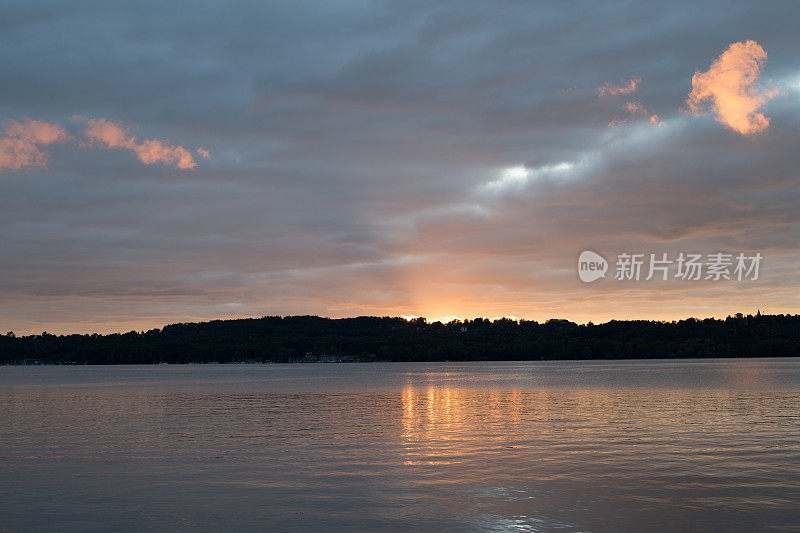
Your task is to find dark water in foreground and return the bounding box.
[1,359,799,532]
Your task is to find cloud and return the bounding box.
[607,117,630,128]
[598,75,641,97]
[624,101,646,115]
[1,116,205,172]
[0,118,70,172]
[686,40,776,135]
[83,118,198,169]
[609,101,660,127]
[1,2,800,333]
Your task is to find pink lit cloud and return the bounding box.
[624,101,647,115]
[687,40,776,135]
[0,119,70,172]
[83,118,198,169]
[608,101,660,128]
[598,75,641,97]
[607,116,630,128]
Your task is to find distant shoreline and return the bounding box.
[3,355,799,367]
[2,313,798,365]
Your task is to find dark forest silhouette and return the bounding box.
[2,312,799,364]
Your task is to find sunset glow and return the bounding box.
[2,4,800,530]
[0,4,797,335]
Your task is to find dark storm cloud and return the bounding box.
[1,0,799,332]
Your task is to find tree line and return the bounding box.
[1,313,798,364]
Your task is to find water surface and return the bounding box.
[1,359,799,531]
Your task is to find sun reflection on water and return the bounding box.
[400,382,521,466]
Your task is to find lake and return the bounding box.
[1,359,799,532]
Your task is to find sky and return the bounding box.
[1,1,799,334]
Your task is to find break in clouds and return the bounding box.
[0,1,798,334]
